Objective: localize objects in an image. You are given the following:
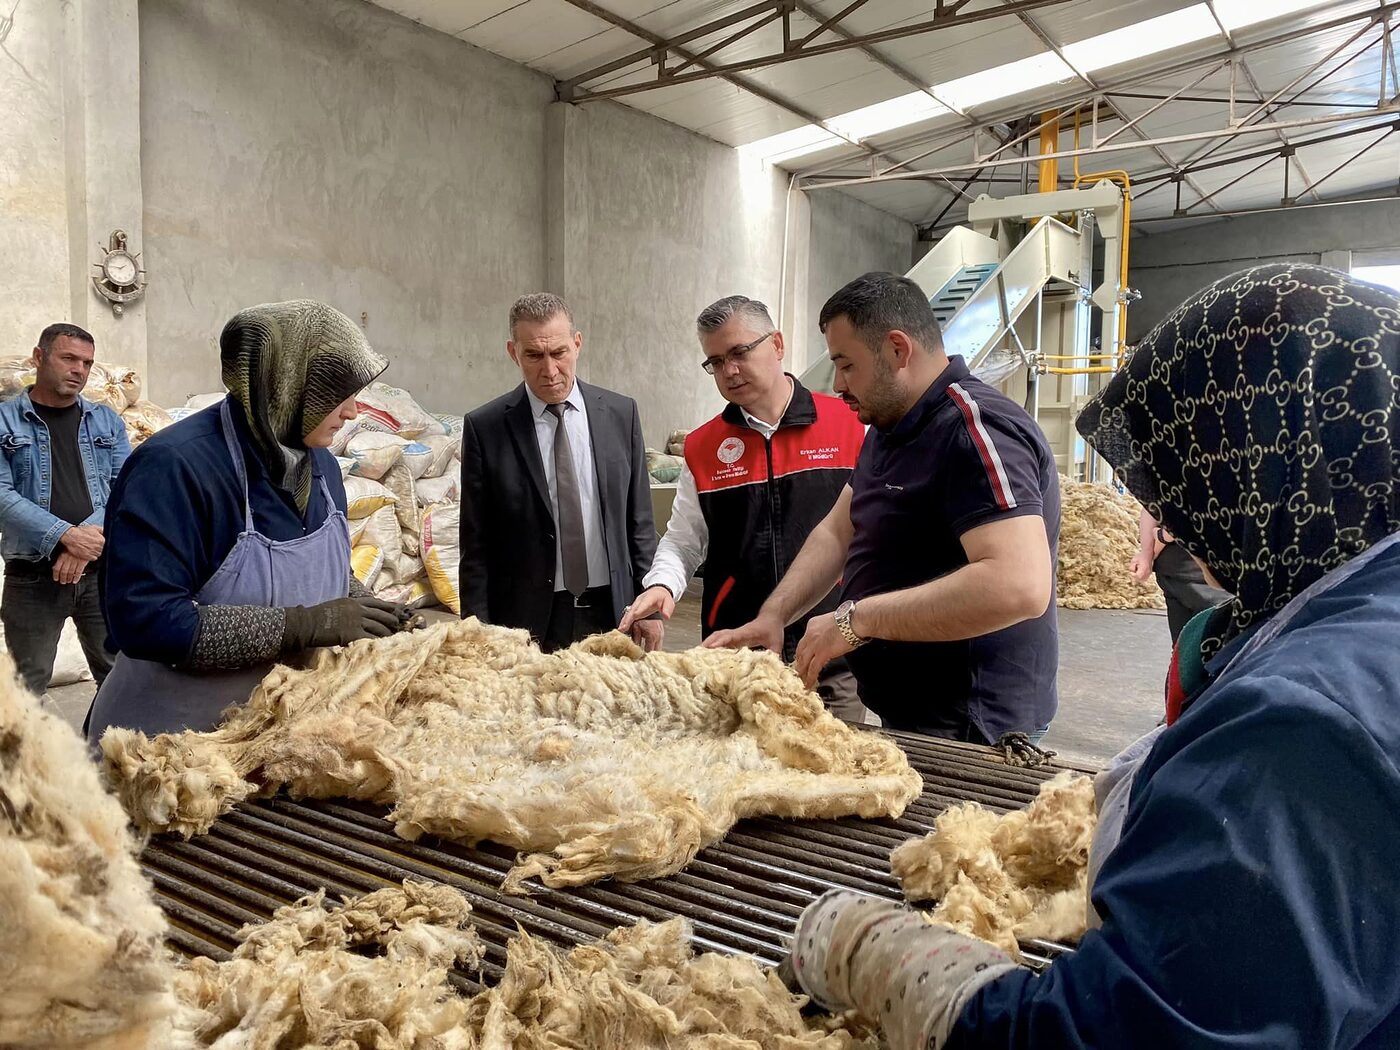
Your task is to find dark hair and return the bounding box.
[37,323,95,356]
[818,272,942,353]
[695,295,774,335]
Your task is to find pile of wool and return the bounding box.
[1057,475,1165,610]
[174,881,481,1048]
[0,654,176,1049]
[175,882,870,1049]
[102,619,921,892]
[467,915,872,1049]
[889,771,1096,957]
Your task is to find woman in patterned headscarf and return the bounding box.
[777,264,1400,1050]
[87,301,407,745]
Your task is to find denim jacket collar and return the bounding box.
[16,388,99,421]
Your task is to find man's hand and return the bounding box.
[629,618,664,652]
[704,612,784,654]
[52,551,89,586]
[1129,551,1155,583]
[59,524,104,561]
[619,585,675,632]
[794,613,854,689]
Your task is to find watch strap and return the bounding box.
[836,602,867,647]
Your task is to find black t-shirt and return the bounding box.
[841,355,1060,740]
[32,400,94,526]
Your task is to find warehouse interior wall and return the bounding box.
[1126,197,1400,342]
[803,188,918,370]
[544,100,791,434]
[1,0,148,375]
[1,0,914,444]
[137,0,554,414]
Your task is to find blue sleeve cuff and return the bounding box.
[40,519,71,558]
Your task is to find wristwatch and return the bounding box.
[834,599,869,648]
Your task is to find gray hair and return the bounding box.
[509,292,574,338]
[696,295,775,336]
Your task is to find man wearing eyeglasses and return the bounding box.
[619,295,869,721]
[705,273,1059,746]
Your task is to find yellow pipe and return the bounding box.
[1038,110,1059,193]
[1046,367,1116,374]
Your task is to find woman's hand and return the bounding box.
[1129,551,1154,583]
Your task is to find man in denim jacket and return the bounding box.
[0,324,130,695]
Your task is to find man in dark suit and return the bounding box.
[459,293,659,652]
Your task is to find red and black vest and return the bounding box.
[684,378,864,662]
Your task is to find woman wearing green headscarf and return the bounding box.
[86,300,403,744]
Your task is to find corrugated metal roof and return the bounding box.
[366,0,1398,225]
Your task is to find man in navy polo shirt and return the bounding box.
[707,271,1059,743]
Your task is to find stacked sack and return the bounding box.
[0,356,173,448]
[332,384,463,612]
[645,449,683,483]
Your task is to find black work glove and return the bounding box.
[282,596,402,651]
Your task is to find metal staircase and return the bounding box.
[800,216,1082,394]
[928,263,999,326]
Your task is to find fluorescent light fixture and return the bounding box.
[826,90,950,140]
[1062,4,1221,73]
[1213,0,1333,31]
[737,124,843,166]
[935,51,1080,112]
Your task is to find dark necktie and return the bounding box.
[545,402,589,596]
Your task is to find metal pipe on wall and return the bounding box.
[1039,110,1060,193]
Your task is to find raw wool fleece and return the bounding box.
[102,619,922,891]
[467,915,873,1049]
[1057,475,1165,610]
[889,771,1096,958]
[0,654,175,1049]
[176,882,871,1050]
[175,881,482,1048]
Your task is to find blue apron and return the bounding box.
[86,401,349,744]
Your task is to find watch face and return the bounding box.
[103,252,137,286]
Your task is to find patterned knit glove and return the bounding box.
[788,890,1017,1050]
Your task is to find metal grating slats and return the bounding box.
[141,731,1085,990]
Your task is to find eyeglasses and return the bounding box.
[701,331,775,375]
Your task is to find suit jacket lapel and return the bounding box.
[505,385,552,516]
[581,382,614,528]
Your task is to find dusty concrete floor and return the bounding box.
[47,595,1170,770]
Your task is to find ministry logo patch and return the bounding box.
[717,436,746,465]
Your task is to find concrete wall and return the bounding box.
[2,0,148,370]
[547,100,791,438]
[802,188,917,368]
[138,0,553,408]
[136,0,914,441]
[0,0,910,442]
[2,0,69,357]
[135,0,913,440]
[1128,198,1400,341]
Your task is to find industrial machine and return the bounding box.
[802,177,1134,481]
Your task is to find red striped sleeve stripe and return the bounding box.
[948,382,1016,511]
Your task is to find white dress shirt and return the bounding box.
[525,381,610,591]
[643,407,782,601]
